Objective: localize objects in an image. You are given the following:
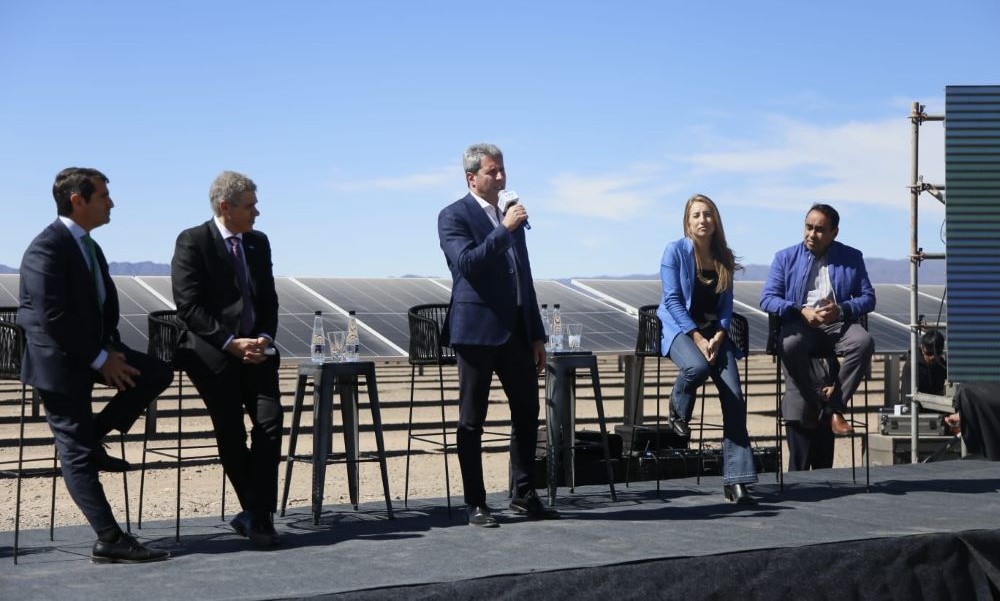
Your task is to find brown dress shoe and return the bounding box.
[830,412,855,435]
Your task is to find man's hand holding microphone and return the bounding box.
[498,190,531,232]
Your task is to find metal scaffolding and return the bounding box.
[907,102,950,462]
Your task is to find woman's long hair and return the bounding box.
[683,193,742,293]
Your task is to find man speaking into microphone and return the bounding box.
[437,143,556,527]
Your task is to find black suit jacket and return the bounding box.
[171,220,279,374]
[18,220,122,394]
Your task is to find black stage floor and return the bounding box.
[3,460,1000,600]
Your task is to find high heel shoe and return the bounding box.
[724,483,757,505]
[669,410,691,438]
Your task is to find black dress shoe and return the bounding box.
[92,533,169,564]
[229,510,253,538]
[251,512,280,548]
[230,510,277,547]
[466,504,499,528]
[509,492,560,520]
[723,483,758,505]
[669,410,691,438]
[93,446,130,472]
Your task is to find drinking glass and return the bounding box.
[327,330,347,362]
[566,323,582,349]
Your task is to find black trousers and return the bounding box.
[453,324,540,506]
[785,418,835,471]
[184,354,283,516]
[40,347,172,534]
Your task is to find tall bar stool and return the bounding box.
[2,318,30,563]
[403,304,509,514]
[625,308,752,488]
[0,306,39,418]
[403,304,456,513]
[769,313,870,491]
[137,309,226,540]
[623,305,670,492]
[692,312,750,484]
[3,318,131,563]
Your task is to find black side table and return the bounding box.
[280,361,394,524]
[545,351,618,506]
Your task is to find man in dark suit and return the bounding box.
[171,170,283,547]
[18,167,172,563]
[438,143,556,527]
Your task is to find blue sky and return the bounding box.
[1,1,996,278]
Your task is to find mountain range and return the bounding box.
[0,257,946,284]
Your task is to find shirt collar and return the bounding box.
[58,215,88,240]
[470,191,496,212]
[214,216,241,240]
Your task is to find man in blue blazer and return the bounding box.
[438,143,556,527]
[18,168,172,563]
[760,203,876,468]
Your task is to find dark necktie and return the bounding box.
[228,236,255,336]
[81,234,106,307]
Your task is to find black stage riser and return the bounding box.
[329,529,1000,601]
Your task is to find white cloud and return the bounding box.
[541,167,681,220]
[681,114,946,211]
[330,166,455,192]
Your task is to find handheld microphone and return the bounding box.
[498,190,531,229]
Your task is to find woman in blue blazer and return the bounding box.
[657,194,758,504]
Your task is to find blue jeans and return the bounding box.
[667,334,757,485]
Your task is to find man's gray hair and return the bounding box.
[463,143,503,175]
[209,170,257,215]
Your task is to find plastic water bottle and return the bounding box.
[551,303,563,351]
[345,310,360,362]
[310,311,325,363]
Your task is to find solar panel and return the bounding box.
[294,277,452,357]
[113,277,173,350]
[571,279,660,315]
[872,284,948,327]
[0,275,19,306]
[532,280,638,354]
[0,275,169,350]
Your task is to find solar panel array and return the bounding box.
[573,278,918,354]
[0,273,929,358]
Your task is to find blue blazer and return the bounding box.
[437,194,545,346]
[759,240,876,324]
[656,237,735,357]
[18,220,123,394]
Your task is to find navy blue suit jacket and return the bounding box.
[18,220,122,394]
[171,220,279,374]
[437,193,545,347]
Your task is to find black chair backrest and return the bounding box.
[728,312,750,357]
[0,306,18,324]
[148,310,181,367]
[635,304,663,357]
[0,319,26,381]
[407,304,456,366]
[765,313,781,357]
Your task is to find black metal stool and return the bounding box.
[768,313,871,491]
[280,360,393,524]
[2,318,131,563]
[544,351,617,506]
[137,310,226,540]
